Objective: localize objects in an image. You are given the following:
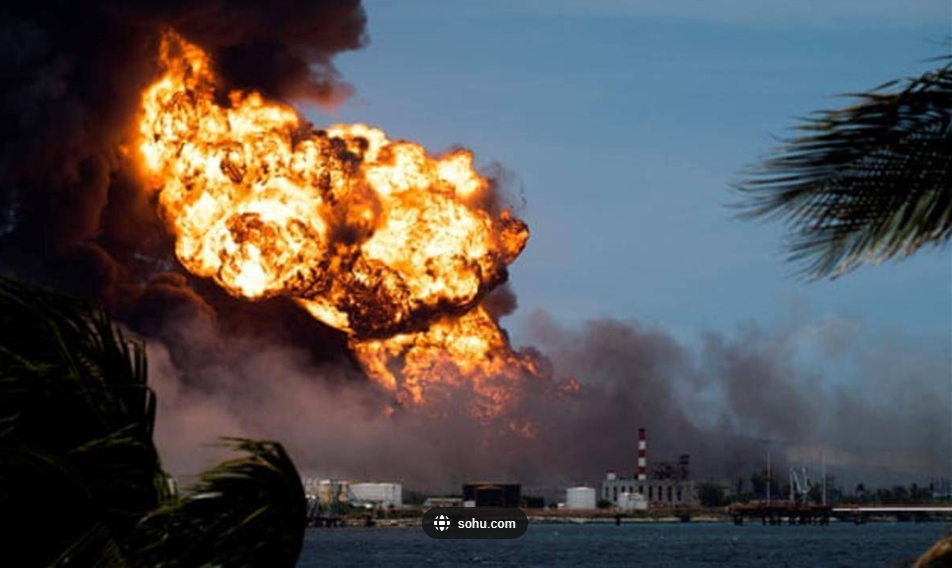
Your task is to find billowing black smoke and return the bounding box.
[517,310,950,489]
[145,291,949,492]
[0,0,367,364]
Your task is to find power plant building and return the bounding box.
[602,476,697,506]
[616,491,648,511]
[601,428,699,508]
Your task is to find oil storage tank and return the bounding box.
[462,483,521,507]
[565,486,597,509]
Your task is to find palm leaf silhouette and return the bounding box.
[0,276,169,565]
[0,276,307,567]
[738,60,952,278]
[133,439,307,568]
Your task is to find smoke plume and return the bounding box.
[147,300,950,491]
[1,0,947,494]
[0,0,367,363]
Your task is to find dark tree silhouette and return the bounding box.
[0,276,307,567]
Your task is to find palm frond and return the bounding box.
[132,438,307,568]
[0,275,170,566]
[738,60,952,278]
[0,276,308,567]
[48,521,130,568]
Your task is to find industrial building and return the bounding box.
[616,491,648,511]
[350,482,403,508]
[302,478,403,508]
[462,482,521,507]
[602,474,697,506]
[600,428,699,508]
[423,496,464,508]
[303,478,350,508]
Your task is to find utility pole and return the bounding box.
[821,453,827,506]
[766,450,771,505]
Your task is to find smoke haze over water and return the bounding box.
[147,301,950,490]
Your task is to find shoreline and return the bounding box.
[312,509,952,528]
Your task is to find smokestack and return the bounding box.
[637,427,647,481]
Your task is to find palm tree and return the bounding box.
[0,276,307,567]
[739,57,952,567]
[131,439,306,568]
[738,59,952,278]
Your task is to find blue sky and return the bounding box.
[311,0,951,347]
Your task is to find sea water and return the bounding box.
[299,522,947,567]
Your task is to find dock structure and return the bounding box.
[830,505,952,524]
[729,502,832,525]
[730,503,952,525]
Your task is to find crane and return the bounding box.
[789,466,810,504]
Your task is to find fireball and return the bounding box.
[138,30,531,416]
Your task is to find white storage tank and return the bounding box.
[565,486,597,510]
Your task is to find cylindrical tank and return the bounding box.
[565,486,597,509]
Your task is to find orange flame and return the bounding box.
[138,31,532,416]
[351,306,540,419]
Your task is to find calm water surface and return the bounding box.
[299,522,946,567]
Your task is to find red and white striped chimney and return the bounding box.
[637,427,647,481]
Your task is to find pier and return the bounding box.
[730,502,832,525]
[730,503,952,525]
[830,506,952,524]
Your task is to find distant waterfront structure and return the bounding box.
[350,482,403,507]
[424,496,463,508]
[565,487,597,509]
[602,474,697,507]
[601,427,699,508]
[301,478,403,508]
[617,491,649,511]
[637,427,648,481]
[463,482,521,507]
[302,478,350,508]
